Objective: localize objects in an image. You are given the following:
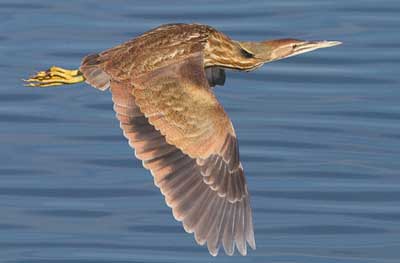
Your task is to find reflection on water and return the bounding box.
[1,0,400,262]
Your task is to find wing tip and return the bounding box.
[248,237,256,250]
[207,243,220,257]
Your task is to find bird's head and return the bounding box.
[238,38,342,64]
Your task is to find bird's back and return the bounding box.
[80,24,218,87]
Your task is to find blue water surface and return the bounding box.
[0,0,399,262]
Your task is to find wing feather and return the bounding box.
[107,55,254,256]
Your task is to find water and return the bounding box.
[1,0,399,262]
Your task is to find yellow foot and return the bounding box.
[24,66,85,87]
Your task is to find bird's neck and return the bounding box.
[203,32,263,71]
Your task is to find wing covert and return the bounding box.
[132,53,246,202]
[132,53,232,159]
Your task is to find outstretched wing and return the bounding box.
[89,51,255,256]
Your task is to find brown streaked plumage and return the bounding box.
[24,23,341,256]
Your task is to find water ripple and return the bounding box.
[0,187,156,198]
[0,223,30,230]
[317,111,400,121]
[253,190,400,202]
[48,51,91,59]
[0,168,51,176]
[270,124,344,134]
[241,138,330,149]
[10,260,154,263]
[0,242,202,253]
[258,225,386,235]
[124,10,275,20]
[127,225,181,234]
[82,158,141,168]
[231,72,395,85]
[0,113,60,124]
[0,93,48,102]
[282,171,376,179]
[288,55,400,66]
[10,260,151,263]
[241,154,285,163]
[65,135,122,142]
[336,6,400,13]
[257,208,400,222]
[0,3,49,9]
[27,209,112,218]
[382,134,400,140]
[84,103,113,111]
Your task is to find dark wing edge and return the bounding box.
[111,80,255,256]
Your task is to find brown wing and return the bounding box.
[133,54,248,202]
[110,54,255,256]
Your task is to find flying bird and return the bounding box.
[25,23,341,256]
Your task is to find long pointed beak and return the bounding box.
[291,40,342,57]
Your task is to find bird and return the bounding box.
[24,23,341,256]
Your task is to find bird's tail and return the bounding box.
[24,66,85,87]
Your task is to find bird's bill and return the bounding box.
[286,40,342,58]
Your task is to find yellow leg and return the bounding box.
[24,66,85,87]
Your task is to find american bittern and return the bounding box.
[25,23,341,256]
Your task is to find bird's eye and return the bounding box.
[292,44,298,49]
[240,48,254,58]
